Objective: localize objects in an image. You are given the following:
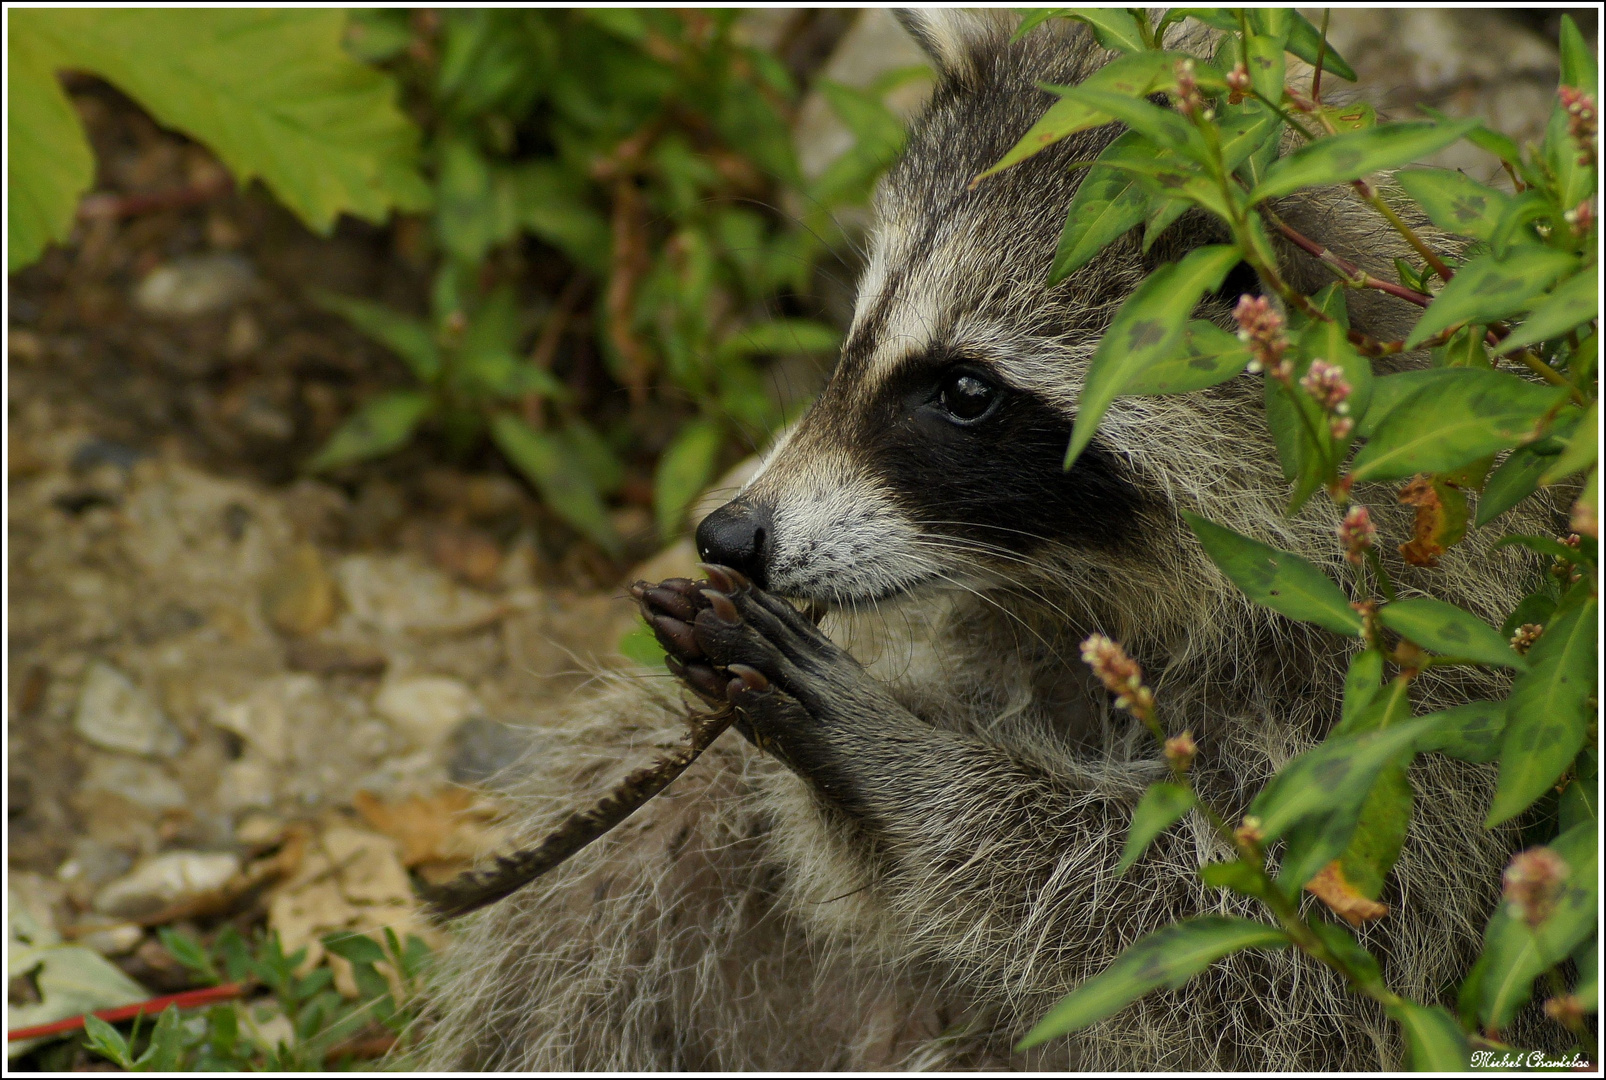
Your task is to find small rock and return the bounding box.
[208,673,322,764]
[447,717,529,785]
[57,839,136,907]
[74,661,186,758]
[93,850,241,921]
[70,919,145,958]
[133,253,256,317]
[335,553,504,636]
[285,639,388,677]
[262,543,339,637]
[427,523,504,588]
[215,757,279,812]
[234,811,287,848]
[80,756,187,811]
[374,675,480,750]
[224,310,263,358]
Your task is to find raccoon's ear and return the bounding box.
[893,8,1015,88]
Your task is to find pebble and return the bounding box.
[74,661,186,757]
[71,918,145,957]
[92,850,241,921]
[132,253,256,317]
[215,757,279,812]
[262,543,339,637]
[208,673,322,764]
[335,553,504,636]
[374,675,480,750]
[81,756,187,811]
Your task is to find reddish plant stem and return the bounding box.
[1268,214,1434,308]
[77,173,233,221]
[7,984,246,1042]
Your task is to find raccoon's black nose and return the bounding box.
[696,498,773,588]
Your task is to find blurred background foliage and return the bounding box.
[9,7,923,557]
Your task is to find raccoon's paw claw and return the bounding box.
[697,563,751,593]
[700,588,741,625]
[725,663,770,693]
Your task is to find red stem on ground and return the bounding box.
[77,173,233,221]
[7,983,246,1042]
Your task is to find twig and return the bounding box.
[1312,10,1330,106]
[1267,212,1435,308]
[7,984,245,1042]
[1351,179,1456,282]
[418,705,736,920]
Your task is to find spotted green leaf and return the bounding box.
[1122,319,1251,394]
[1406,248,1580,348]
[1182,512,1363,637]
[1248,120,1478,204]
[1348,369,1566,483]
[1065,245,1241,468]
[1487,586,1597,826]
[1051,132,1154,282]
[1414,701,1508,764]
[1118,782,1195,875]
[1394,168,1511,243]
[1244,35,1285,103]
[1015,917,1290,1048]
[1377,597,1526,669]
[1063,8,1149,53]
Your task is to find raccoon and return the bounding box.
[422,11,1559,1070]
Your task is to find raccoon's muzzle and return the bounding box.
[696,497,774,588]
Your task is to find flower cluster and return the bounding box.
[1337,505,1376,565]
[1173,59,1209,119]
[1558,86,1597,168]
[1509,623,1544,655]
[1225,63,1251,105]
[1080,634,1155,717]
[1300,358,1355,438]
[1233,815,1264,847]
[1163,731,1197,771]
[1564,196,1594,237]
[1233,294,1290,379]
[1502,846,1570,928]
[1572,495,1597,539]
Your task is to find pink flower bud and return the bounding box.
[1300,359,1353,413]
[1164,731,1197,770]
[1559,86,1597,167]
[1509,623,1544,655]
[1503,846,1570,927]
[1338,505,1376,564]
[1081,634,1155,716]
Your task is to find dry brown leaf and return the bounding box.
[352,788,507,872]
[1397,475,1468,567]
[1305,861,1390,926]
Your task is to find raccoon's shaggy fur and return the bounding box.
[421,13,1565,1070]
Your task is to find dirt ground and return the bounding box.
[5,7,1586,1066]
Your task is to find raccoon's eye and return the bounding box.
[937,371,999,423]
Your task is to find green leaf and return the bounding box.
[1487,586,1597,826]
[1478,820,1598,1029]
[1475,447,1552,527]
[1377,597,1526,669]
[489,412,620,555]
[653,418,724,542]
[1066,245,1242,468]
[1140,197,1190,253]
[716,318,840,359]
[1573,936,1598,1011]
[1012,9,1072,42]
[513,162,610,274]
[1558,15,1597,89]
[1317,103,1377,134]
[1539,401,1598,485]
[1063,8,1149,53]
[1559,749,1597,832]
[1243,35,1285,103]
[1341,649,1385,728]
[82,1015,135,1070]
[1487,189,1555,258]
[1496,271,1600,357]
[158,927,220,985]
[974,51,1189,181]
[1348,369,1566,483]
[1405,248,1580,348]
[1394,169,1511,243]
[1355,369,1464,439]
[1415,701,1508,764]
[618,620,668,668]
[1049,132,1152,282]
[1309,921,1383,990]
[1334,759,1412,900]
[1045,83,1199,154]
[1198,860,1267,897]
[322,931,386,966]
[1015,917,1290,1048]
[1388,1001,1470,1071]
[311,291,441,382]
[1118,782,1195,875]
[1122,319,1251,394]
[1501,590,1558,642]
[1493,532,1588,564]
[1284,10,1357,81]
[1248,120,1477,204]
[7,26,94,271]
[555,417,624,496]
[1250,714,1439,842]
[1182,512,1363,636]
[308,390,433,471]
[19,9,430,235]
[1216,100,1283,173]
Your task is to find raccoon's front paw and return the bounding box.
[633,566,845,756]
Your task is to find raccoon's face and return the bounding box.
[696,12,1162,606]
